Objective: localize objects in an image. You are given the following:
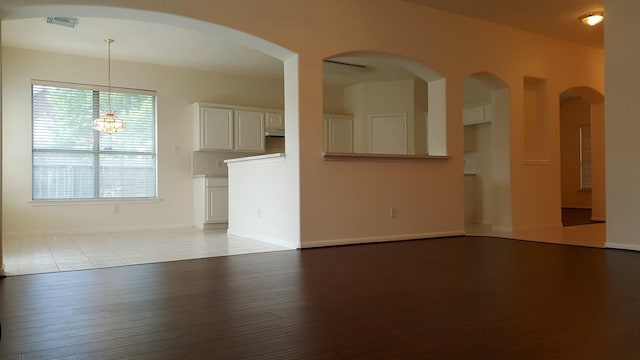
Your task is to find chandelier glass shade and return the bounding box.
[93,39,125,134]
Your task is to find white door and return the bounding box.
[202,107,234,150]
[235,110,265,152]
[369,114,407,154]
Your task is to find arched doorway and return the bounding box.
[0,5,297,274]
[463,72,512,233]
[559,87,605,226]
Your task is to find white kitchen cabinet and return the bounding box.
[265,111,284,130]
[194,105,234,151]
[194,176,228,229]
[323,114,354,153]
[463,103,493,125]
[234,110,265,152]
[193,103,270,152]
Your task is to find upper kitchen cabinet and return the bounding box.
[234,109,265,152]
[193,103,266,152]
[193,104,234,151]
[265,111,284,131]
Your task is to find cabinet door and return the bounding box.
[235,110,265,152]
[369,113,407,154]
[265,112,284,130]
[324,115,354,153]
[206,186,229,223]
[201,107,234,150]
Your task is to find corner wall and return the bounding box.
[605,0,640,249]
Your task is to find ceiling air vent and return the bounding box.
[46,17,79,28]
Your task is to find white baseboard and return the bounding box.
[203,222,228,230]
[514,222,563,232]
[490,225,513,233]
[2,223,194,238]
[227,230,299,249]
[300,230,465,249]
[605,242,640,252]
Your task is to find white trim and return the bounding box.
[523,160,550,165]
[491,225,514,233]
[606,243,640,252]
[322,152,448,162]
[30,197,162,206]
[32,79,157,96]
[2,223,192,238]
[300,231,465,249]
[227,230,299,249]
[225,152,286,166]
[513,222,562,232]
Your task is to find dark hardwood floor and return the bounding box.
[1,236,639,359]
[562,207,596,226]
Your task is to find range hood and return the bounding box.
[265,129,285,137]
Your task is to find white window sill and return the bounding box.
[29,198,162,206]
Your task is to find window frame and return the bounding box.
[31,80,159,202]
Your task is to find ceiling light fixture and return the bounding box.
[93,39,125,135]
[579,12,604,27]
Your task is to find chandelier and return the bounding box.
[93,39,125,134]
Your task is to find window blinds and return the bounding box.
[32,82,157,200]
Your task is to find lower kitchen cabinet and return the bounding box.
[193,176,228,229]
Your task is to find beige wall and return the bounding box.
[560,97,592,209]
[2,46,283,235]
[0,0,604,248]
[605,0,640,249]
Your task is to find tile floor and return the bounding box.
[2,228,291,276]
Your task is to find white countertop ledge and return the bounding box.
[225,153,286,166]
[322,152,449,162]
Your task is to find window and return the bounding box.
[32,81,157,200]
[579,125,592,190]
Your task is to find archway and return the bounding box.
[0,5,298,274]
[462,72,512,233]
[559,87,605,226]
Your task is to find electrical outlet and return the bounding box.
[390,207,397,218]
[257,208,261,218]
[115,205,120,214]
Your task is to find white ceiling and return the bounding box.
[1,1,603,87]
[1,17,285,79]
